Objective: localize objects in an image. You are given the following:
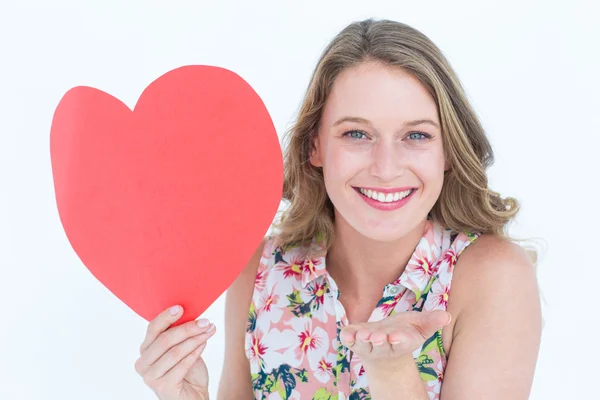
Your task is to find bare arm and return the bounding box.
[440,235,542,399]
[216,238,266,400]
[365,355,429,399]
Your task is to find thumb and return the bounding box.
[416,310,452,339]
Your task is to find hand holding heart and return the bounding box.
[135,305,214,400]
[339,310,451,371]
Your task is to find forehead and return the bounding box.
[323,62,439,124]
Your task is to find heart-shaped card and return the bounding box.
[50,65,283,326]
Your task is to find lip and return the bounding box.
[353,187,417,211]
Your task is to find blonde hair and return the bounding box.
[272,18,538,263]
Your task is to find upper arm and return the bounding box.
[216,238,266,400]
[440,235,542,400]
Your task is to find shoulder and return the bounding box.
[222,235,276,340]
[218,236,269,397]
[226,236,271,299]
[440,235,542,398]
[453,233,536,287]
[224,234,293,310]
[449,233,541,333]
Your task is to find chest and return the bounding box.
[338,292,383,325]
[246,226,475,399]
[247,279,449,400]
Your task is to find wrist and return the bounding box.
[362,353,415,377]
[362,354,428,400]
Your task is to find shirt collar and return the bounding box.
[396,220,445,300]
[298,240,328,288]
[299,220,446,300]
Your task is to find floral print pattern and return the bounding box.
[245,220,479,399]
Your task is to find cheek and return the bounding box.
[412,149,446,186]
[323,145,365,176]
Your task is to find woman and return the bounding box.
[134,18,542,400]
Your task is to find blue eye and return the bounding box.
[343,130,367,140]
[408,131,431,140]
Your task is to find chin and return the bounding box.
[360,229,408,243]
[348,216,420,242]
[366,224,414,242]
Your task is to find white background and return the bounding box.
[1,1,598,399]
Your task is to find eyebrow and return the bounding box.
[332,116,440,130]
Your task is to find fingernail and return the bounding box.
[206,323,215,333]
[445,313,452,326]
[169,305,180,315]
[196,319,210,328]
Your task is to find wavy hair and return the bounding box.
[272,18,538,263]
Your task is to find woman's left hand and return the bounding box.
[339,310,451,370]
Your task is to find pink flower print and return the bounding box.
[415,256,433,280]
[314,352,337,383]
[280,254,305,280]
[351,362,369,389]
[263,292,277,312]
[267,391,301,400]
[281,318,330,370]
[318,358,332,371]
[424,278,450,311]
[254,266,270,292]
[247,331,268,372]
[302,257,320,275]
[404,239,436,293]
[378,294,400,316]
[245,328,297,374]
[257,284,285,327]
[262,236,279,257]
[310,281,327,306]
[442,247,457,269]
[426,360,444,398]
[298,328,323,356]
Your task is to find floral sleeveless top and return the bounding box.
[245,220,479,400]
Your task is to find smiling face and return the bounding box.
[310,61,447,242]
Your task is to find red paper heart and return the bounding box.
[50,65,283,326]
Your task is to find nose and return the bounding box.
[369,140,405,182]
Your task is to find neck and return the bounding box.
[326,214,428,298]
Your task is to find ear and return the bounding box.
[309,132,323,168]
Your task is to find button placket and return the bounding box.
[328,279,351,394]
[389,285,400,295]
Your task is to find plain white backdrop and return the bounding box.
[1,1,598,399]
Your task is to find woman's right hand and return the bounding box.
[135,305,216,400]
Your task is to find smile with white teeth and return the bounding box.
[357,188,414,203]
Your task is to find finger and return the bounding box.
[413,310,451,340]
[162,341,207,387]
[144,325,216,382]
[339,325,358,348]
[139,319,213,373]
[386,311,450,354]
[356,327,372,342]
[368,329,387,346]
[368,330,393,358]
[140,305,184,356]
[351,327,373,357]
[389,329,415,354]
